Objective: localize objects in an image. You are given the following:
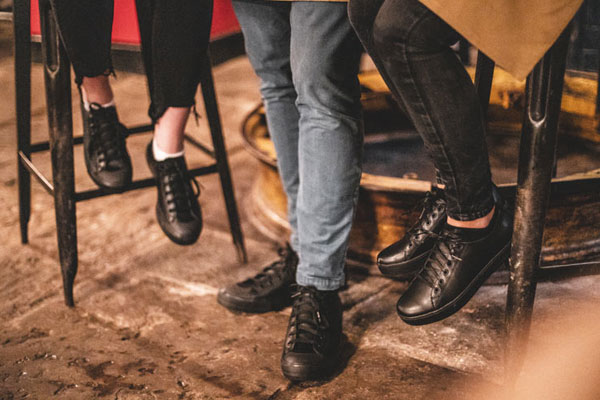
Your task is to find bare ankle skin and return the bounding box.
[81,75,114,104]
[447,206,495,229]
[153,107,190,154]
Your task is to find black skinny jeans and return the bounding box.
[50,0,212,121]
[348,0,495,220]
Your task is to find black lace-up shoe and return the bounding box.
[377,188,446,279]
[281,286,342,382]
[82,103,132,190]
[396,199,513,325]
[146,142,202,245]
[217,244,298,313]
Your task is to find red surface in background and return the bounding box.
[30,0,240,44]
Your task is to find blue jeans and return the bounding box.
[233,0,364,290]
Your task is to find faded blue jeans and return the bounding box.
[233,0,364,290]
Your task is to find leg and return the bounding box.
[279,1,363,381]
[217,0,301,312]
[40,0,78,306]
[136,0,212,245]
[14,0,31,244]
[290,1,364,291]
[50,0,131,190]
[505,29,569,384]
[366,0,512,324]
[231,0,300,249]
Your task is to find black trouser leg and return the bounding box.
[135,0,213,122]
[50,0,114,84]
[349,0,495,220]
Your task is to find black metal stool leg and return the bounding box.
[40,0,78,307]
[199,56,247,263]
[504,29,570,383]
[14,0,32,244]
[474,51,495,118]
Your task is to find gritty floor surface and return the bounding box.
[2,25,600,399]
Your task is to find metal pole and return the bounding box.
[14,0,32,244]
[504,29,570,384]
[40,0,78,307]
[200,55,247,263]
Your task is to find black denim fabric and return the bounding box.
[348,0,495,220]
[50,0,212,121]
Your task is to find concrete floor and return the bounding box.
[2,26,600,399]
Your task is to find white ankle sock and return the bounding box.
[153,139,184,162]
[81,87,115,111]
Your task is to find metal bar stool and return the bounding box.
[473,28,596,381]
[13,0,247,307]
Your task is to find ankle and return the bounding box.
[447,206,495,229]
[81,75,114,106]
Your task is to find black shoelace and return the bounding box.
[87,104,127,171]
[406,190,445,248]
[158,159,200,222]
[417,229,464,291]
[286,286,328,354]
[239,246,296,292]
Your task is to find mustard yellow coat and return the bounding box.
[420,0,584,79]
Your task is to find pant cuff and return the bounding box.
[296,272,345,291]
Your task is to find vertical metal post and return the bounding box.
[200,55,247,263]
[504,29,570,383]
[474,51,495,119]
[39,0,78,307]
[14,0,32,244]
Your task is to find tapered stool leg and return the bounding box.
[504,30,570,383]
[40,0,78,307]
[200,56,247,263]
[14,0,32,244]
[474,52,495,119]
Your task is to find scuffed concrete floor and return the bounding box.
[2,25,600,399]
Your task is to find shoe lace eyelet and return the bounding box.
[443,269,450,275]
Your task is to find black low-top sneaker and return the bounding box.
[146,142,202,245]
[217,244,299,313]
[281,286,342,382]
[82,102,132,190]
[396,199,513,325]
[377,188,446,279]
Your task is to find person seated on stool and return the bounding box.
[347,0,581,325]
[50,0,211,245]
[216,0,364,382]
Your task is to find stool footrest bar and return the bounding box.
[18,151,54,195]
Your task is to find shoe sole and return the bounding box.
[378,251,429,279]
[216,290,290,314]
[398,240,511,326]
[155,204,199,246]
[281,358,336,382]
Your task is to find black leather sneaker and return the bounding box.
[217,244,298,313]
[82,102,132,190]
[146,142,202,245]
[396,198,513,325]
[281,286,342,382]
[377,189,446,279]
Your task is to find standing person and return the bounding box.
[216,0,364,381]
[347,0,581,325]
[50,0,210,245]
